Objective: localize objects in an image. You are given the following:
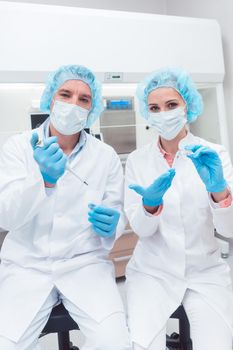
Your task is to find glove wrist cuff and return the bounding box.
[142,198,163,207]
[206,179,227,193]
[41,172,57,185]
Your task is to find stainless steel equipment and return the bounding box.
[100,96,136,155]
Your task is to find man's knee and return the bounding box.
[0,336,16,350]
[0,335,41,350]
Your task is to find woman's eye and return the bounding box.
[149,105,160,112]
[167,102,178,109]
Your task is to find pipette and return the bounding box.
[66,164,88,186]
[35,139,88,186]
[178,149,193,157]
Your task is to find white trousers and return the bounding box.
[0,287,131,350]
[133,289,233,350]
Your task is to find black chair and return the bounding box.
[40,303,80,350]
[166,305,193,350]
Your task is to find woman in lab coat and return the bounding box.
[0,65,131,350]
[124,67,233,350]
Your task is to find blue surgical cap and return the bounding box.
[136,67,204,123]
[40,64,104,127]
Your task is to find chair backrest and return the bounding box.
[167,305,192,350]
[0,230,8,250]
[0,231,8,264]
[42,303,79,334]
[41,303,80,350]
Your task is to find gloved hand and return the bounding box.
[185,144,227,193]
[129,168,176,206]
[31,132,67,185]
[88,204,120,238]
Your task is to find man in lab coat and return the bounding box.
[0,65,131,350]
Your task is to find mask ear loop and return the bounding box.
[181,104,189,132]
[49,97,58,114]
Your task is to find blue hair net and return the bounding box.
[136,67,204,123]
[40,64,104,127]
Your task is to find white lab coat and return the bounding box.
[0,123,126,342]
[124,132,233,348]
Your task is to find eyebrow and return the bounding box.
[58,89,92,99]
[81,94,92,99]
[148,99,179,106]
[58,89,71,94]
[165,99,179,103]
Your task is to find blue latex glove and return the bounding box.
[88,204,120,238]
[129,168,176,206]
[185,144,227,193]
[31,132,67,185]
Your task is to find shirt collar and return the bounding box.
[178,131,196,149]
[157,137,171,156]
[156,131,196,156]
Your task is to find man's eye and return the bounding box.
[60,93,70,98]
[80,98,90,103]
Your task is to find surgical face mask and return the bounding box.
[50,100,89,135]
[148,106,187,140]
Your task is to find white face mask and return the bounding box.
[148,106,187,140]
[50,100,89,135]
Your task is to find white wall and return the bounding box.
[2,0,167,14]
[166,0,233,158]
[0,3,224,80]
[2,0,233,157]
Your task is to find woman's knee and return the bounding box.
[131,326,166,350]
[183,291,232,349]
[96,335,131,350]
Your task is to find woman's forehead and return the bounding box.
[148,87,183,102]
